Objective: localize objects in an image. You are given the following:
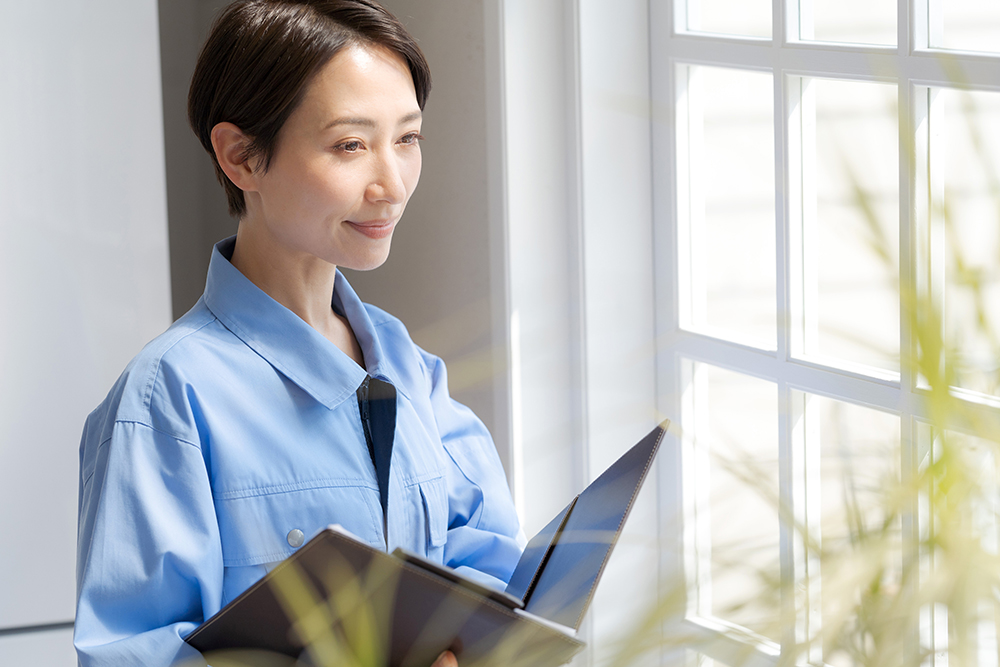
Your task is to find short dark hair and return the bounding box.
[188,0,431,218]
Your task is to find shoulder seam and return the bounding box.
[81,422,202,488]
[115,419,202,450]
[141,315,220,413]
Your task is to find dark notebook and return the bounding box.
[184,421,667,667]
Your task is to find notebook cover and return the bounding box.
[184,528,583,667]
[505,496,578,603]
[523,421,667,629]
[393,548,525,610]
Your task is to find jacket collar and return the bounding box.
[202,237,406,409]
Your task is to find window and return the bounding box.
[654,0,1000,665]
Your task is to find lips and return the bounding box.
[346,218,396,239]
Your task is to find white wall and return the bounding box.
[0,628,76,666]
[0,0,172,663]
[505,0,661,663]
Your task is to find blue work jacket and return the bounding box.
[75,237,524,666]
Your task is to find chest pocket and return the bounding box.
[215,482,384,568]
[402,472,448,560]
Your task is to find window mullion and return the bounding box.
[802,391,824,665]
[676,64,707,331]
[915,86,947,393]
[781,387,807,657]
[681,359,714,618]
[899,77,918,396]
[901,415,924,666]
[903,0,919,52]
[786,75,818,362]
[776,70,792,364]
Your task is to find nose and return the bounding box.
[367,151,406,205]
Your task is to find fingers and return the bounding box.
[431,650,458,667]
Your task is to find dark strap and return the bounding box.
[357,377,396,527]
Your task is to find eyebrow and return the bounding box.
[324,111,422,130]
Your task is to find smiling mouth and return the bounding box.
[346,219,396,240]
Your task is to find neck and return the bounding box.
[230,224,339,334]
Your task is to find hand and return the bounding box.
[431,650,457,667]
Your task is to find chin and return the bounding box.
[342,248,392,272]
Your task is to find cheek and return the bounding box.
[296,164,358,210]
[403,152,422,198]
[260,160,315,205]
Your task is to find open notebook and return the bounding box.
[185,420,667,666]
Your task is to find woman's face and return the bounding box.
[243,43,423,271]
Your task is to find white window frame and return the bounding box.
[652,0,1000,665]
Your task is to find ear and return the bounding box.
[210,122,258,192]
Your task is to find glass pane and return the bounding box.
[934,89,1000,397]
[692,363,780,638]
[806,396,901,666]
[924,431,1000,664]
[813,397,900,555]
[806,78,899,373]
[687,0,771,39]
[682,66,776,349]
[804,0,896,45]
[947,430,1000,555]
[933,0,1000,54]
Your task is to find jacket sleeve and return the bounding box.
[420,349,526,589]
[75,419,222,667]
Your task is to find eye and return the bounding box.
[334,139,364,153]
[399,132,424,146]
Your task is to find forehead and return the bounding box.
[295,43,419,125]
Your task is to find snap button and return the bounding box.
[287,528,305,548]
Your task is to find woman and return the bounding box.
[74,2,523,665]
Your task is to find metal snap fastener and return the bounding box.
[287,528,305,548]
